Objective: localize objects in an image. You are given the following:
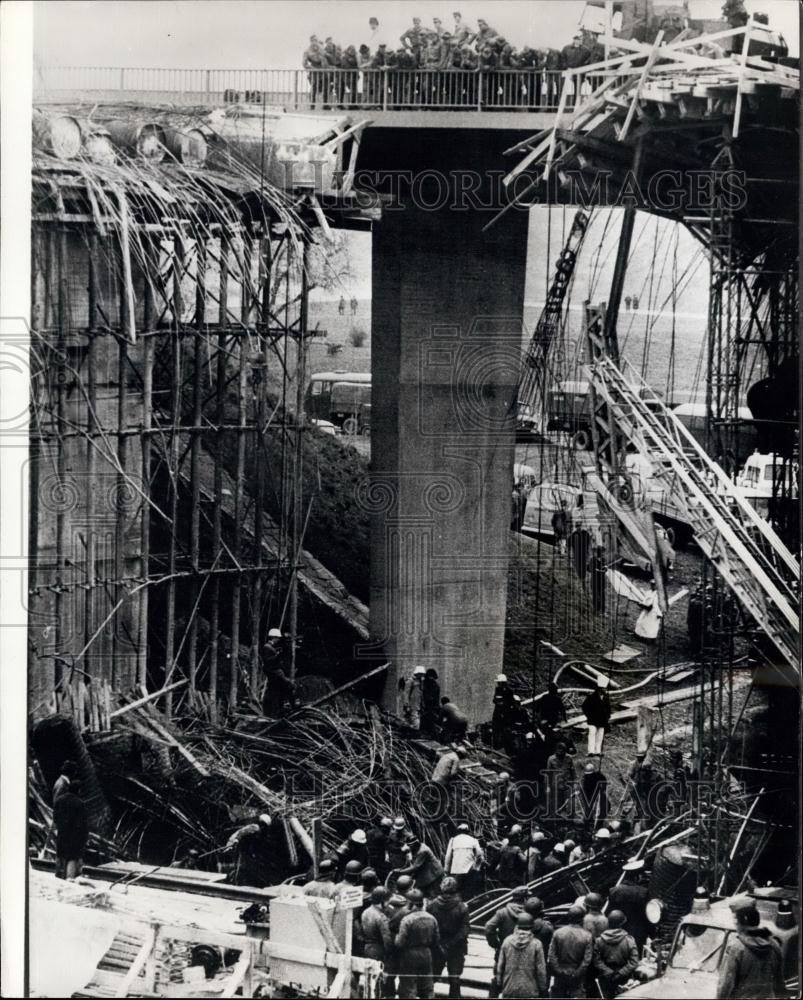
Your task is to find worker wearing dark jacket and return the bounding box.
[581,681,611,757]
[53,779,89,880]
[397,838,444,898]
[421,669,441,736]
[560,34,590,69]
[607,859,651,956]
[539,682,567,729]
[496,912,549,998]
[336,828,369,874]
[717,900,788,1000]
[547,905,593,998]
[525,897,554,962]
[361,886,393,962]
[366,816,392,879]
[429,877,471,999]
[495,830,527,888]
[582,893,608,940]
[384,892,410,998]
[485,887,527,999]
[593,910,639,999]
[395,889,441,999]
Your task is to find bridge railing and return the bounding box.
[33,65,601,112]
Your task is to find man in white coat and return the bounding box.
[444,822,485,898]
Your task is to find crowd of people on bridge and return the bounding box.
[301,15,607,108]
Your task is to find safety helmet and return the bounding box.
[345,860,363,875]
[351,829,367,844]
[496,674,508,683]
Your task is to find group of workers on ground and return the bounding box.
[338,295,359,315]
[298,806,654,999]
[302,15,607,108]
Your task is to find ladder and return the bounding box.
[589,353,800,671]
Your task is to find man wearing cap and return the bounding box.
[396,836,444,898]
[395,888,441,999]
[403,666,426,730]
[581,680,611,757]
[607,859,650,956]
[560,33,590,70]
[444,823,484,898]
[429,877,471,999]
[361,886,394,963]
[304,858,339,898]
[548,905,593,998]
[337,828,369,874]
[593,910,639,999]
[717,898,787,999]
[496,912,549,998]
[485,887,528,999]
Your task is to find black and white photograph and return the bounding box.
[0,0,801,996]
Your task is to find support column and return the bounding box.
[369,202,528,724]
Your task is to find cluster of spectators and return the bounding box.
[302,15,607,108]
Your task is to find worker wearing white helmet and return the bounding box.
[402,666,426,730]
[336,827,370,874]
[224,811,277,888]
[492,673,516,750]
[262,628,296,718]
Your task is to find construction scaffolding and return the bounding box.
[28,108,377,727]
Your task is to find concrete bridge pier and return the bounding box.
[368,188,529,725]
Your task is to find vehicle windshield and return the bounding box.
[671,926,729,972]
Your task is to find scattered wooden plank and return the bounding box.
[602,644,642,665]
[109,680,189,721]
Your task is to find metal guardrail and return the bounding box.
[33,65,601,112]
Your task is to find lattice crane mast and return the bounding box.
[518,209,589,418]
